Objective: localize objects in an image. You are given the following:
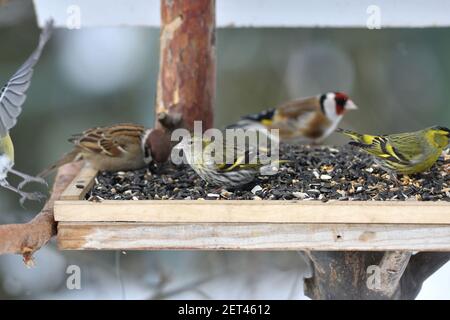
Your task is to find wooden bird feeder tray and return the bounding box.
[32,0,450,300]
[54,165,450,251]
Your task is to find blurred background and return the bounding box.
[1,0,450,299]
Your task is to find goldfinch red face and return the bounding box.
[320,92,358,120]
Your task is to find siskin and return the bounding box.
[337,126,450,180]
[227,92,358,144]
[174,134,282,188]
[0,21,53,205]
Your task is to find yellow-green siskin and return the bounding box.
[0,20,53,205]
[174,134,282,188]
[337,126,450,178]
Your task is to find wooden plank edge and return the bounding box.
[57,222,450,251]
[54,200,450,224]
[60,165,98,200]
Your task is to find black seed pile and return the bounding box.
[87,145,450,202]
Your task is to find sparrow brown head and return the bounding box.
[142,128,172,164]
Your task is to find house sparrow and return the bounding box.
[337,126,450,180]
[0,20,53,205]
[228,92,358,143]
[39,123,172,177]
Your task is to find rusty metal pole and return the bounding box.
[156,0,215,132]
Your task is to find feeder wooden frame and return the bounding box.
[54,165,450,251]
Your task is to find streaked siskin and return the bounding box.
[175,133,283,188]
[337,126,450,179]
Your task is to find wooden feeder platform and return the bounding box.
[54,165,450,251]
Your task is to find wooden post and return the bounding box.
[304,251,387,299]
[156,0,215,131]
[303,251,449,299]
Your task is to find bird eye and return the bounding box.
[335,98,346,106]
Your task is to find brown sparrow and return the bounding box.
[228,92,358,143]
[39,123,172,176]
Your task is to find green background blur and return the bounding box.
[0,0,449,299]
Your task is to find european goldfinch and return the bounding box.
[174,134,281,188]
[0,21,53,205]
[228,92,358,143]
[337,126,450,179]
[39,123,172,177]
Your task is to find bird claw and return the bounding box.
[19,191,47,207]
[18,176,48,190]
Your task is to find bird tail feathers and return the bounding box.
[38,149,82,178]
[335,128,365,141]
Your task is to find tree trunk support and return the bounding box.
[156,0,215,131]
[303,251,448,299]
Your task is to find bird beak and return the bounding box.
[345,100,358,111]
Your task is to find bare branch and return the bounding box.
[157,111,184,131]
[0,162,83,264]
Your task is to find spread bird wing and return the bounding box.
[70,124,145,157]
[0,20,53,138]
